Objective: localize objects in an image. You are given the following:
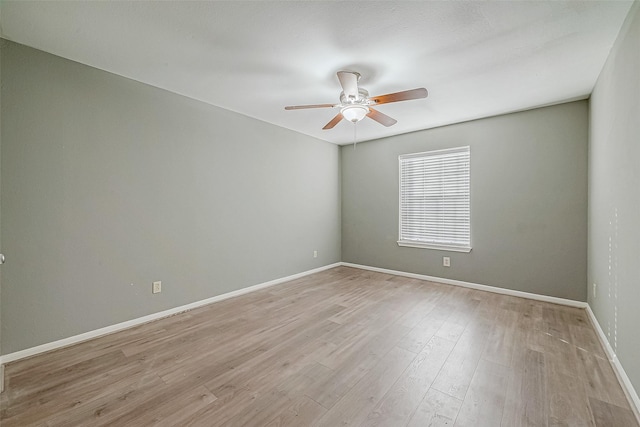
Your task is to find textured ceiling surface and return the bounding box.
[0,1,633,144]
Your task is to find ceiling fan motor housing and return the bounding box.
[340,88,370,105]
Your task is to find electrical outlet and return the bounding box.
[593,283,597,299]
[313,250,318,258]
[443,257,450,267]
[152,281,162,294]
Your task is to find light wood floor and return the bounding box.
[1,266,637,426]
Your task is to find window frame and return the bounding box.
[397,146,472,253]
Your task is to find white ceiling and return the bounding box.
[0,1,633,145]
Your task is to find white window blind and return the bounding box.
[398,146,471,252]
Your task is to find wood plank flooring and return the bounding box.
[1,266,637,426]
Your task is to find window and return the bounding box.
[398,146,471,252]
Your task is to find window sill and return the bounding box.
[397,241,472,253]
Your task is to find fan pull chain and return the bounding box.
[353,122,357,150]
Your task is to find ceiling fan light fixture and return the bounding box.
[341,105,369,123]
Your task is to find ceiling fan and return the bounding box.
[285,71,428,130]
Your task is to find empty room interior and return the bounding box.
[0,1,639,426]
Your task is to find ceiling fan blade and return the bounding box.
[285,103,335,110]
[337,71,360,99]
[367,107,397,127]
[323,113,344,130]
[370,88,428,105]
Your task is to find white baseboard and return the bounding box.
[585,305,640,424]
[0,262,341,365]
[340,262,588,308]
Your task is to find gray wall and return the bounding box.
[342,101,588,301]
[0,41,341,354]
[0,40,3,360]
[588,2,640,395]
